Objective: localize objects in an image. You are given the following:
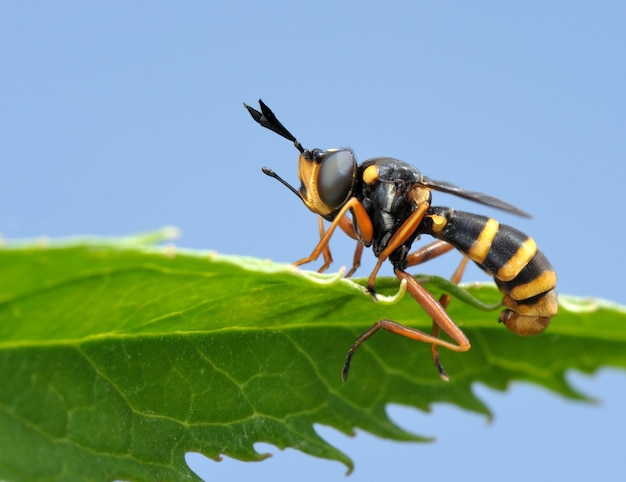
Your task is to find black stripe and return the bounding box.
[496,251,556,294]
[422,208,556,302]
[423,207,489,253]
[482,224,532,277]
[423,208,529,276]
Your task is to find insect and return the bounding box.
[244,99,558,381]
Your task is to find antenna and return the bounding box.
[244,99,305,153]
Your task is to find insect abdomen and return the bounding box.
[421,206,558,335]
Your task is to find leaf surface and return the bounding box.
[1,233,625,480]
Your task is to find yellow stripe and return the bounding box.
[468,218,499,264]
[509,270,557,300]
[428,214,447,233]
[497,238,538,281]
[502,288,558,316]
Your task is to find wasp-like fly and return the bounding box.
[245,99,558,381]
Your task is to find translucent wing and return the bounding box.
[420,176,530,218]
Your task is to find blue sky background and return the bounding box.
[2,2,625,481]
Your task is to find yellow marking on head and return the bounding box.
[497,238,538,281]
[297,153,334,217]
[429,214,448,233]
[467,218,499,264]
[362,165,379,185]
[509,270,558,300]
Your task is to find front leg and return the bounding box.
[315,214,366,277]
[294,197,373,269]
[365,202,430,298]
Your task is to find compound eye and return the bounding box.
[317,150,356,209]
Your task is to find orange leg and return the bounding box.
[366,202,431,295]
[316,216,334,274]
[294,197,373,270]
[405,240,471,379]
[405,239,455,267]
[342,267,471,381]
[431,257,470,380]
[335,214,365,277]
[345,243,364,278]
[312,211,367,276]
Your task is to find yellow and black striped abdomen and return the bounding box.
[420,206,558,336]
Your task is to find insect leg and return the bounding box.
[294,197,373,270]
[343,268,471,381]
[430,256,470,380]
[366,202,430,295]
[333,212,365,277]
[405,239,455,267]
[316,216,334,273]
[404,240,470,379]
[315,213,364,275]
[345,243,364,278]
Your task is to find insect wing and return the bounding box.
[420,176,530,218]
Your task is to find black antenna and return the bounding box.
[261,167,302,201]
[244,99,304,153]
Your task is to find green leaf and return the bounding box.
[1,231,625,481]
